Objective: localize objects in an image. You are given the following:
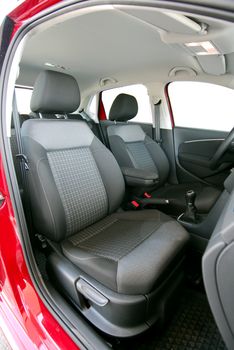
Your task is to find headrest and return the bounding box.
[109,93,138,122]
[30,70,80,114]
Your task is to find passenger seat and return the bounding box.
[22,70,189,337]
[106,93,221,216]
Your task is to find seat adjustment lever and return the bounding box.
[76,279,108,307]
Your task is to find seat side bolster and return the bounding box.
[145,136,170,186]
[62,241,118,292]
[23,137,66,241]
[108,134,138,168]
[116,219,189,294]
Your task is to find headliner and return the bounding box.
[18,3,234,98]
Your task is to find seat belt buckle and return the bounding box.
[35,234,47,249]
[130,200,140,209]
[144,192,152,199]
[16,154,29,170]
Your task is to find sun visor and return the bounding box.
[114,6,203,34]
[197,54,226,75]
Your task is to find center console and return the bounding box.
[177,187,230,252]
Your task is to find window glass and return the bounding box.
[168,82,234,132]
[15,87,33,115]
[102,84,152,123]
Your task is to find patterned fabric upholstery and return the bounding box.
[127,141,157,172]
[48,147,108,236]
[69,215,118,247]
[21,117,189,296]
[68,213,162,261]
[62,210,189,294]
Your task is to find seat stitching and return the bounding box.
[78,220,163,262]
[69,217,118,246]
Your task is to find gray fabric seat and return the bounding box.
[106,93,221,215]
[62,210,187,294]
[22,70,189,336]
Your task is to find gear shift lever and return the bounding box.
[183,190,198,223]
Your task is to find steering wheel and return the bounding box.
[209,126,234,170]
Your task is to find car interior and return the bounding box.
[3,1,234,349]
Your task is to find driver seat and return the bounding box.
[106,93,221,216]
[21,70,189,337]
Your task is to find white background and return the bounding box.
[169,82,234,131]
[0,1,19,24]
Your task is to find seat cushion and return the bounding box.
[152,182,221,216]
[61,210,189,295]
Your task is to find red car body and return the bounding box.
[0,1,79,348]
[1,0,234,349]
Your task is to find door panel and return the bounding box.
[173,127,234,186]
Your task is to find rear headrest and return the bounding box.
[30,70,80,114]
[109,93,138,122]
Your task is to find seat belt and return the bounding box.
[12,91,29,177]
[12,91,35,236]
[80,110,108,147]
[153,99,162,144]
[79,110,92,122]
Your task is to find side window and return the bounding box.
[87,94,98,121]
[102,84,152,124]
[168,82,234,132]
[15,86,33,114]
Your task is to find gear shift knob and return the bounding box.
[186,190,196,207]
[183,190,198,223]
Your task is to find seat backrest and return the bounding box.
[31,104,103,142]
[21,70,125,242]
[106,93,169,189]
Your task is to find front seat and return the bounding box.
[106,93,221,216]
[21,70,189,337]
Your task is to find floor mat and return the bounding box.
[114,288,227,350]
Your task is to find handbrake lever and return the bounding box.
[136,197,169,207]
